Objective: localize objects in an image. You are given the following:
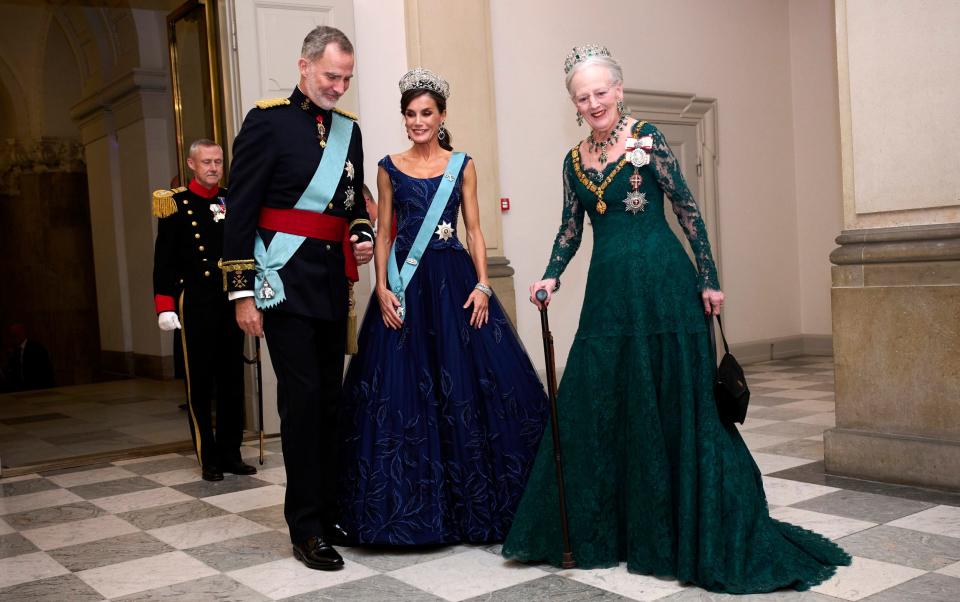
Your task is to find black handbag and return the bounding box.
[710,315,750,424]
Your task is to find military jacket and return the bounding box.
[221,86,373,320]
[152,180,228,314]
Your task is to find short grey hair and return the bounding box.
[565,55,623,96]
[301,26,354,62]
[188,138,220,156]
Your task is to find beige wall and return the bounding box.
[837,0,960,229]
[490,0,840,368]
[789,0,843,335]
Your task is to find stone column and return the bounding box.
[404,0,516,322]
[825,1,960,490]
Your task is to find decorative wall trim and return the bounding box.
[729,334,833,365]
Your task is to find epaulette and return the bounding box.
[172,186,187,194]
[255,97,291,109]
[333,107,358,121]
[152,189,177,218]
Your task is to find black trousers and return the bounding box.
[178,287,245,469]
[263,309,345,543]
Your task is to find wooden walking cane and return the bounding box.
[535,288,576,568]
[243,337,266,465]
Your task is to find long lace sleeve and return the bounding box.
[648,125,720,291]
[543,154,585,289]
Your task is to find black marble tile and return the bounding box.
[3,501,107,530]
[120,456,198,476]
[172,474,271,498]
[0,532,39,559]
[793,490,935,524]
[0,477,58,498]
[0,413,70,425]
[0,574,103,602]
[68,476,161,499]
[48,530,176,572]
[837,525,960,571]
[769,462,960,507]
[861,573,960,602]
[463,574,630,601]
[118,499,228,530]
[286,575,444,602]
[113,574,269,602]
[239,504,287,530]
[185,530,292,572]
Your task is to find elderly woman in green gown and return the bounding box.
[501,45,850,594]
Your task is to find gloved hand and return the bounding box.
[158,311,182,331]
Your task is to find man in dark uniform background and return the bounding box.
[153,139,257,482]
[221,26,374,571]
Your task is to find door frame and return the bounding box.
[623,88,721,273]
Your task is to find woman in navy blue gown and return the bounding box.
[337,68,549,546]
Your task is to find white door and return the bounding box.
[226,0,359,436]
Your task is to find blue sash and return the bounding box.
[387,152,466,320]
[254,112,353,308]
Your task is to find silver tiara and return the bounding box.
[398,67,450,99]
[564,44,611,74]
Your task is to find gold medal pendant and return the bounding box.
[316,119,327,148]
[596,200,607,215]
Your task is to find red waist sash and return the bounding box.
[258,207,358,282]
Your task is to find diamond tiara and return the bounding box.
[398,67,450,99]
[564,44,612,74]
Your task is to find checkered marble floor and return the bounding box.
[2,356,959,601]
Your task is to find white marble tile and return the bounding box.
[748,379,821,389]
[770,507,876,540]
[113,452,185,465]
[936,560,960,578]
[887,505,960,539]
[76,550,218,599]
[560,564,688,600]
[389,549,547,601]
[0,517,13,535]
[91,486,193,514]
[736,418,780,431]
[747,371,812,380]
[251,466,287,485]
[240,446,274,460]
[144,467,204,486]
[20,514,138,550]
[148,513,271,549]
[812,556,926,600]
[229,556,377,600]
[761,477,839,506]
[763,389,835,400]
[750,452,815,475]
[203,484,285,513]
[790,412,837,426]
[0,488,83,516]
[45,466,137,488]
[739,432,793,451]
[776,400,836,413]
[0,551,70,589]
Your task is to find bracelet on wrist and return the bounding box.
[474,282,493,297]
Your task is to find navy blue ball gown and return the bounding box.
[337,154,549,546]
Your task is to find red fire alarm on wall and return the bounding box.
[500,197,510,211]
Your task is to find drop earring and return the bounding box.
[576,111,584,127]
[617,99,627,116]
[438,122,446,141]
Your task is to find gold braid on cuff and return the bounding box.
[217,259,256,292]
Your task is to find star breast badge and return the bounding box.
[435,221,454,241]
[623,191,648,214]
[344,160,354,181]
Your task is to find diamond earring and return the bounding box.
[617,99,627,116]
[438,122,446,141]
[576,112,584,127]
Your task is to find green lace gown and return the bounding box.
[501,122,850,593]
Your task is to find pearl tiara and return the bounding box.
[564,44,611,74]
[398,67,450,99]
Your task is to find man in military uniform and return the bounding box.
[221,26,374,571]
[153,139,257,482]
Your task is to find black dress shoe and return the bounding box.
[221,460,257,476]
[324,522,351,546]
[292,536,344,571]
[201,467,223,482]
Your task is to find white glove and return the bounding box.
[158,311,182,331]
